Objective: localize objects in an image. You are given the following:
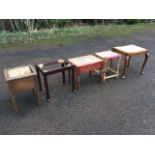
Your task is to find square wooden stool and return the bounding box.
[68,55,104,90]
[112,45,149,78]
[4,65,41,112]
[36,59,75,100]
[95,50,121,81]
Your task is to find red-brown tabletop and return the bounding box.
[68,55,104,90]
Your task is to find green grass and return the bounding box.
[0,23,155,49]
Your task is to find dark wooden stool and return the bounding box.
[36,59,75,100]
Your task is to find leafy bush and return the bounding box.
[0,19,154,32]
[49,19,72,28]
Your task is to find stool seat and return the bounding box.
[7,66,32,79]
[95,50,120,59]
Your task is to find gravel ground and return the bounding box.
[0,28,155,135]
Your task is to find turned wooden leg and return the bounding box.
[71,67,75,92]
[76,70,80,90]
[122,55,129,79]
[61,63,66,84]
[140,52,149,75]
[8,87,19,112]
[43,75,50,100]
[127,56,131,68]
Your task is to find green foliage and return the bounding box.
[0,23,154,49]
[110,19,154,25]
[0,19,155,32]
[49,19,72,28]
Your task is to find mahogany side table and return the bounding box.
[68,55,104,90]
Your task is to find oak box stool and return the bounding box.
[95,50,121,81]
[4,65,41,112]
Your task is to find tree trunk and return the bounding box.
[9,19,15,31]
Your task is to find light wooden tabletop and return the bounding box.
[113,45,148,55]
[68,55,102,67]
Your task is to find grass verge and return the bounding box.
[0,23,155,49]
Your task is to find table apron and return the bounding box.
[77,62,103,73]
[113,51,148,57]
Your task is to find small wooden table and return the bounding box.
[4,65,41,112]
[68,55,104,90]
[36,59,75,100]
[112,45,149,78]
